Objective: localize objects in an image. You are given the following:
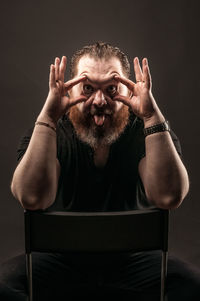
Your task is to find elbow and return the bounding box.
[11,178,56,211]
[11,183,54,211]
[155,196,183,210]
[147,192,188,210]
[146,183,190,209]
[19,197,51,211]
[146,178,190,210]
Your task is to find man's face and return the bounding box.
[68,55,130,148]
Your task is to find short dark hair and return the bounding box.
[69,41,130,78]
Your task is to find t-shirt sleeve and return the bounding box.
[17,127,34,162]
[169,129,182,156]
[137,122,182,160]
[16,123,64,163]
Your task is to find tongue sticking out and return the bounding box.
[94,115,105,126]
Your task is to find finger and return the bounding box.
[83,94,94,108]
[83,93,113,110]
[113,75,135,92]
[134,57,143,82]
[59,56,67,82]
[64,75,87,90]
[68,96,87,108]
[49,64,56,88]
[55,57,60,81]
[113,94,131,107]
[142,58,152,89]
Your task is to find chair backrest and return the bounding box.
[24,209,169,254]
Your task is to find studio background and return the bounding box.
[0,0,199,267]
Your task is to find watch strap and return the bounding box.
[143,121,170,137]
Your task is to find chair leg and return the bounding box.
[160,251,168,301]
[26,253,33,301]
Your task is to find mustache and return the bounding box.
[90,107,113,116]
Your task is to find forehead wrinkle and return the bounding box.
[77,56,124,76]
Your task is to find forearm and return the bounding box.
[139,127,189,209]
[11,124,59,210]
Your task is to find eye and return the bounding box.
[106,85,117,95]
[83,84,94,95]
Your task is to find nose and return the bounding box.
[92,90,107,107]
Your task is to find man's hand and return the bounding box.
[38,56,87,125]
[113,57,164,126]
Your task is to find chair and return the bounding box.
[24,208,169,301]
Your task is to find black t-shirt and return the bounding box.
[17,113,182,212]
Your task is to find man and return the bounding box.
[0,42,199,300]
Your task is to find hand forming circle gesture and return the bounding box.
[113,57,163,122]
[38,56,87,124]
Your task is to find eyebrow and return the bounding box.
[80,72,120,85]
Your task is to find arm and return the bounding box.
[11,56,87,210]
[113,58,189,209]
[11,124,59,210]
[138,119,189,209]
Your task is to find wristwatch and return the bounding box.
[143,121,170,137]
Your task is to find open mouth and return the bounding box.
[93,114,105,126]
[90,108,112,127]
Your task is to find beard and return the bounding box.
[68,104,130,149]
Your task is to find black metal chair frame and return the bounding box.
[24,208,169,301]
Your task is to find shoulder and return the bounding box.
[123,111,144,136]
[123,112,145,144]
[57,114,75,138]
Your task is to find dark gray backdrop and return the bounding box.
[1,0,200,267]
